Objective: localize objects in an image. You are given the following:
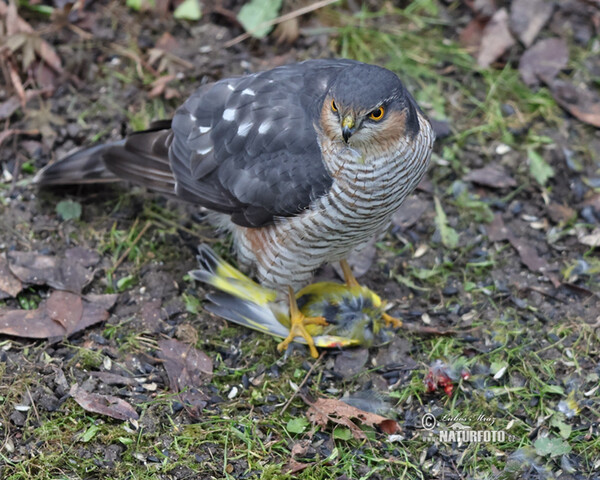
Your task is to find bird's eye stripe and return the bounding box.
[331,100,338,112]
[369,107,385,120]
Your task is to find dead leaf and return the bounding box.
[392,196,430,229]
[582,193,600,211]
[0,291,117,339]
[486,213,510,242]
[477,8,516,68]
[487,214,561,287]
[0,255,23,299]
[303,395,399,440]
[0,89,53,120]
[155,32,179,52]
[333,349,369,379]
[519,38,569,86]
[7,249,98,293]
[577,227,600,247]
[0,96,21,120]
[46,290,83,330]
[8,61,26,105]
[35,37,63,73]
[284,458,313,474]
[548,79,600,128]
[70,384,139,421]
[274,18,299,44]
[459,17,486,52]
[140,299,165,333]
[464,165,517,189]
[290,440,311,458]
[66,246,101,267]
[509,0,555,47]
[158,338,213,392]
[547,203,576,224]
[148,74,178,99]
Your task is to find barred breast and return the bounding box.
[234,111,434,291]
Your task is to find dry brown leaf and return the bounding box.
[0,96,21,120]
[392,197,430,229]
[464,165,517,189]
[284,458,313,474]
[546,203,576,224]
[158,338,213,392]
[487,214,561,287]
[509,0,555,47]
[303,396,399,440]
[35,37,63,73]
[486,213,510,242]
[0,291,117,339]
[70,384,139,421]
[577,227,600,247]
[0,255,23,299]
[549,79,600,128]
[519,38,568,87]
[4,0,33,36]
[477,8,516,68]
[274,18,299,44]
[582,193,600,211]
[459,17,486,52]
[7,248,98,293]
[46,290,83,330]
[8,62,26,105]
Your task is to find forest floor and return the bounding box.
[1,0,599,478]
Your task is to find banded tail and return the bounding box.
[34,120,176,196]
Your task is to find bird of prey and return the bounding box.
[191,245,400,357]
[35,59,435,356]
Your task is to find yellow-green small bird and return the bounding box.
[190,245,403,357]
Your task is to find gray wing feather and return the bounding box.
[169,59,360,227]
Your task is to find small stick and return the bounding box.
[281,351,325,414]
[110,220,153,273]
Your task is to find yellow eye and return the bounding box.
[369,106,385,121]
[331,100,338,112]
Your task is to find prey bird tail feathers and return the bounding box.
[34,120,176,196]
[190,245,290,340]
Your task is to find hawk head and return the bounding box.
[319,63,422,156]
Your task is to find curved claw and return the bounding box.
[383,312,403,329]
[277,286,328,358]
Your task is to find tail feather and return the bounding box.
[33,142,124,185]
[191,245,276,305]
[34,120,177,196]
[205,293,290,339]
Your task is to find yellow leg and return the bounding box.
[277,286,328,358]
[340,259,360,288]
[383,312,403,329]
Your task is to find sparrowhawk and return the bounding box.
[35,58,435,356]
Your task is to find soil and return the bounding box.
[1,1,600,479]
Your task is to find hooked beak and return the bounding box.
[341,115,355,143]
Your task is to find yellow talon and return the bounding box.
[340,259,403,329]
[383,312,403,329]
[277,286,328,358]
